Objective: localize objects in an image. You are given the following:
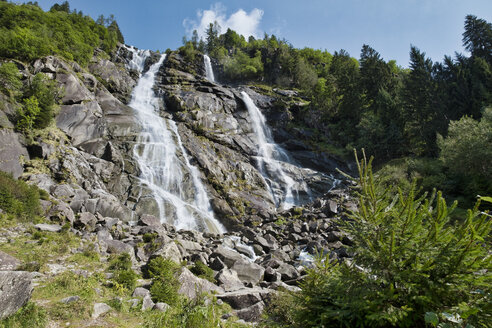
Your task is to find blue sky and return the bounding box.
[35,0,492,67]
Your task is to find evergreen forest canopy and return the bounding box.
[181,15,492,206]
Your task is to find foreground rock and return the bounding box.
[0,271,33,319]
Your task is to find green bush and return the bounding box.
[438,107,492,203]
[147,257,181,306]
[0,302,48,328]
[16,96,40,132]
[0,171,40,219]
[108,253,138,292]
[0,61,22,96]
[266,152,491,327]
[23,73,60,129]
[189,261,215,283]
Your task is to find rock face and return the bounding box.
[0,46,355,323]
[0,129,29,179]
[0,271,33,319]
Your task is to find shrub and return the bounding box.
[108,253,138,292]
[0,61,22,96]
[189,261,215,283]
[16,96,40,132]
[0,171,40,219]
[438,107,492,203]
[266,151,491,327]
[147,257,181,306]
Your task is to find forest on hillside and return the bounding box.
[180,15,492,208]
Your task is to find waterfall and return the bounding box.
[241,91,301,210]
[127,48,225,234]
[203,55,215,82]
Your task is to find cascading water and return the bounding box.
[127,48,225,234]
[241,91,304,210]
[203,55,215,82]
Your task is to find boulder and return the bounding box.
[139,214,161,227]
[92,302,111,319]
[34,224,62,232]
[231,260,265,286]
[235,302,265,322]
[0,251,20,271]
[215,269,244,292]
[132,287,151,298]
[178,268,224,299]
[217,287,271,310]
[0,271,33,320]
[141,295,155,311]
[153,302,170,312]
[75,212,97,231]
[0,129,29,179]
[152,243,182,264]
[211,246,244,268]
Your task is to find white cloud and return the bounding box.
[183,3,264,40]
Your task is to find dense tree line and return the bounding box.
[183,15,492,204]
[0,1,124,66]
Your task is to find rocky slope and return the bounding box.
[0,44,353,324]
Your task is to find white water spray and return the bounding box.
[241,91,300,210]
[203,55,215,82]
[127,48,225,234]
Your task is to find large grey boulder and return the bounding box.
[231,260,265,286]
[211,246,244,268]
[152,243,182,264]
[92,302,111,319]
[215,268,244,292]
[34,223,62,232]
[0,129,29,179]
[178,267,224,299]
[0,271,33,319]
[217,287,271,310]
